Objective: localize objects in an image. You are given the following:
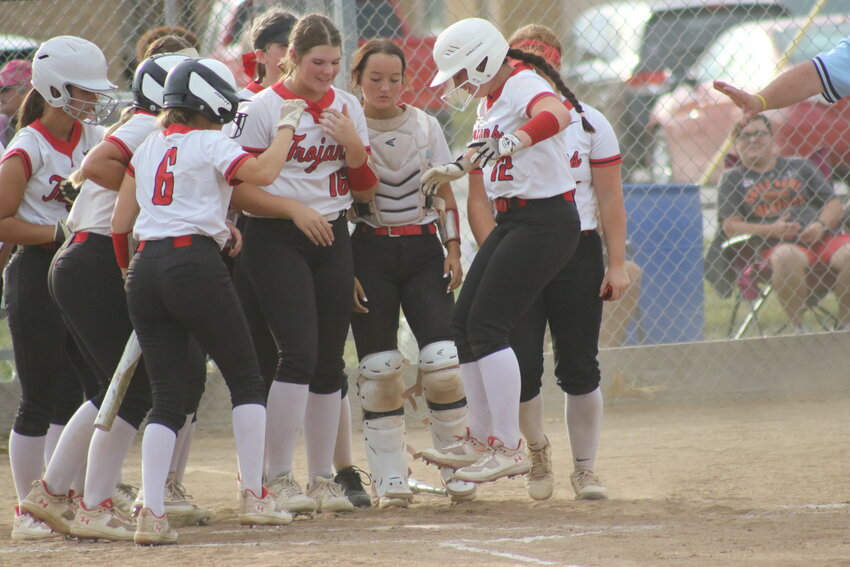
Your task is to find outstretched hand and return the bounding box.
[713,80,764,124]
[420,156,473,196]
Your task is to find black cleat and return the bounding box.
[334,466,373,508]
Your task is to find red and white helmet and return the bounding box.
[430,18,508,110]
[31,36,117,125]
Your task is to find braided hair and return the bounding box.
[506,48,594,133]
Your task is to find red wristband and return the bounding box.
[112,231,131,269]
[517,110,561,146]
[346,158,378,192]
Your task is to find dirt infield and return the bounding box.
[1,397,849,566]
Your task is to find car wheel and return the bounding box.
[647,130,673,185]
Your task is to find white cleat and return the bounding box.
[11,506,57,540]
[526,438,554,501]
[267,472,317,515]
[72,498,135,541]
[415,428,487,469]
[238,487,293,526]
[453,437,531,483]
[134,507,177,546]
[306,476,354,513]
[570,468,608,500]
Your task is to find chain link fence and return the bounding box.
[2,0,850,430]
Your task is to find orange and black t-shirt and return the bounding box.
[717,156,835,228]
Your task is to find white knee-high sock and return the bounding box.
[43,401,98,494]
[305,391,341,481]
[459,361,491,440]
[519,393,547,449]
[475,348,522,448]
[566,387,603,470]
[83,417,138,508]
[141,424,176,516]
[43,424,64,466]
[333,393,354,471]
[9,432,45,503]
[169,414,194,483]
[264,381,308,478]
[233,403,266,495]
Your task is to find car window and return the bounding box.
[773,21,850,65]
[690,25,775,88]
[572,3,650,62]
[637,4,788,78]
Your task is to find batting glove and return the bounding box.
[467,133,522,168]
[420,156,474,196]
[278,99,309,131]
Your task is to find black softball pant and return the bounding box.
[125,236,266,433]
[350,227,453,359]
[452,196,581,363]
[4,246,98,436]
[512,231,604,401]
[243,216,352,395]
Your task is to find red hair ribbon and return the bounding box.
[241,52,258,79]
[511,39,561,68]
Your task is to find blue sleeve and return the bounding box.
[813,37,850,103]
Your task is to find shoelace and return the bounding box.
[275,475,305,498]
[572,469,601,487]
[338,466,372,489]
[527,447,552,480]
[165,478,193,501]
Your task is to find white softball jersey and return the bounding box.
[472,66,576,200]
[67,111,158,235]
[0,120,104,225]
[230,82,371,217]
[129,124,251,248]
[361,104,452,227]
[566,103,622,231]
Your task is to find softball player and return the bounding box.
[416,18,591,484]
[239,8,298,99]
[343,39,475,507]
[21,53,214,542]
[471,25,631,501]
[111,57,310,544]
[229,13,378,514]
[0,36,113,540]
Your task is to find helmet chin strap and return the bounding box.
[440,81,479,112]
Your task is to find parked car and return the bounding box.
[648,15,850,185]
[0,34,38,66]
[201,0,442,115]
[565,0,790,182]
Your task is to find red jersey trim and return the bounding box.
[242,146,264,155]
[126,163,135,178]
[105,136,133,162]
[30,119,83,161]
[590,155,622,167]
[163,124,198,136]
[0,148,32,180]
[524,92,558,118]
[272,81,336,122]
[225,153,252,185]
[245,81,264,94]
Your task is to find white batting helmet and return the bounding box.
[430,18,508,111]
[31,36,118,125]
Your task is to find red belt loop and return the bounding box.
[71,231,90,243]
[173,235,193,248]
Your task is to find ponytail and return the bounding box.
[17,88,46,129]
[506,48,594,133]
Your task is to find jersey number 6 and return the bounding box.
[152,147,178,206]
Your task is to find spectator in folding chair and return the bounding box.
[717,114,850,333]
